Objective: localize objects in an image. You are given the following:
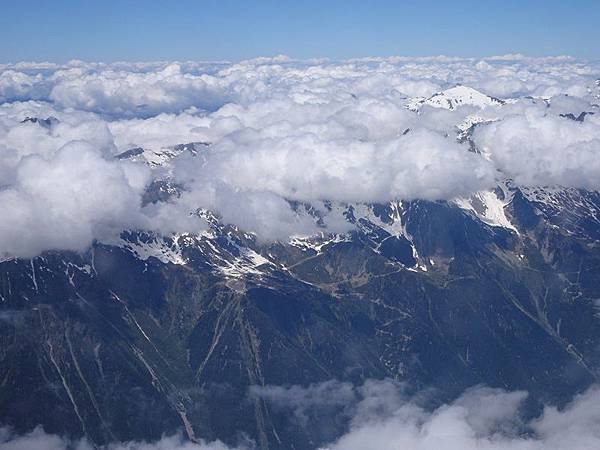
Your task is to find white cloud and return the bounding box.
[0,428,242,450]
[253,379,600,450]
[195,127,493,204]
[3,381,600,449]
[0,56,600,257]
[0,141,150,258]
[474,103,600,188]
[0,71,45,103]
[48,64,231,118]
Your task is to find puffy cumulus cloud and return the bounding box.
[252,379,600,450]
[0,102,115,182]
[473,103,600,188]
[0,104,142,258]
[48,64,232,118]
[1,56,600,257]
[0,428,243,450]
[0,141,150,258]
[0,103,208,259]
[108,112,213,151]
[0,71,46,103]
[1,56,599,118]
[249,379,358,427]
[4,382,600,449]
[195,128,494,204]
[196,187,326,241]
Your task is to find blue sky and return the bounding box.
[1,0,599,62]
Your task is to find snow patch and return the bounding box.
[455,189,518,232]
[118,235,187,265]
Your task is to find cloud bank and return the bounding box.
[253,379,600,450]
[0,56,599,257]
[6,380,599,449]
[0,428,240,450]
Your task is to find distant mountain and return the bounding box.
[20,116,59,129]
[115,141,210,166]
[407,85,504,111]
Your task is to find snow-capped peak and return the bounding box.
[408,85,504,111]
[115,141,209,167]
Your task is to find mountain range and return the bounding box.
[1,86,600,449]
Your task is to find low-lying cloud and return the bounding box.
[474,105,600,188]
[253,379,600,450]
[0,428,240,450]
[0,56,599,257]
[6,380,599,449]
[0,141,149,258]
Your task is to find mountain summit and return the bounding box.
[408,85,504,110]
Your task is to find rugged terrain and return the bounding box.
[2,88,600,449]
